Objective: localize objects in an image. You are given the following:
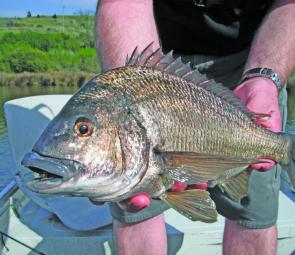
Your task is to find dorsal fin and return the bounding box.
[126,44,254,120]
[197,80,255,118]
[126,46,139,66]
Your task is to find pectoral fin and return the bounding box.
[160,189,218,223]
[160,151,253,184]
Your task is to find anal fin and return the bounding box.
[218,168,251,202]
[160,189,218,223]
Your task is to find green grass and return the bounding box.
[0,15,95,36]
[0,15,99,74]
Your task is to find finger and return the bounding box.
[233,79,281,133]
[190,182,208,190]
[254,120,272,129]
[253,112,272,129]
[251,158,275,171]
[252,113,271,122]
[169,181,188,192]
[118,193,151,212]
[245,95,281,132]
[129,193,151,208]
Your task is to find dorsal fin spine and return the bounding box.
[127,46,138,66]
[143,48,162,68]
[125,45,254,120]
[135,42,154,67]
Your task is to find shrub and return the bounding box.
[0,62,10,73]
[6,21,15,27]
[0,32,81,52]
[1,44,50,73]
[0,26,99,73]
[47,48,99,73]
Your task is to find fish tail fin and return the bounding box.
[284,133,295,189]
[160,189,218,223]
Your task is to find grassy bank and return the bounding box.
[0,72,95,88]
[0,15,94,36]
[0,15,99,73]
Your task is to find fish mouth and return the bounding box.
[21,151,84,193]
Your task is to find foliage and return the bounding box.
[0,16,99,74]
[47,48,98,72]
[0,32,82,51]
[27,11,32,18]
[6,45,50,73]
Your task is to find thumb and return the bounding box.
[251,158,276,171]
[117,193,151,212]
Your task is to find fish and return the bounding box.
[21,44,295,223]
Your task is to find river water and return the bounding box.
[0,84,294,191]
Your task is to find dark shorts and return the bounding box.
[110,48,288,229]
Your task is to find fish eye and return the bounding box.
[74,117,94,137]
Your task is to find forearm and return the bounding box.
[245,0,295,82]
[95,0,160,71]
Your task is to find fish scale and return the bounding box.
[95,67,288,162]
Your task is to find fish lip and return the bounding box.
[26,178,64,193]
[21,151,84,182]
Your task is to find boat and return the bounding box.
[1,95,295,255]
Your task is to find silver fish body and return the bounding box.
[22,46,295,222]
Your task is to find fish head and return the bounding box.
[22,79,150,201]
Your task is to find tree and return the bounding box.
[52,14,57,19]
[37,14,40,18]
[27,11,32,18]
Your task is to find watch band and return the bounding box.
[241,67,284,91]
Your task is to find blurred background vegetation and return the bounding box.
[0,12,294,89]
[0,13,98,87]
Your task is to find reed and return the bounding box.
[0,72,96,88]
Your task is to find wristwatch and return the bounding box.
[241,67,284,91]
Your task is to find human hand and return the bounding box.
[233,77,281,170]
[88,194,151,211]
[116,181,208,212]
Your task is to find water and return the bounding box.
[0,84,78,190]
[0,84,295,190]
